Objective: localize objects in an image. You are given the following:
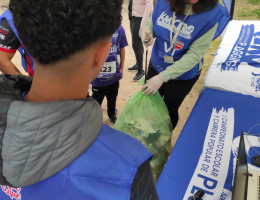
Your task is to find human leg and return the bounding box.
[106,81,119,123]
[128,17,138,71]
[161,75,200,129]
[130,17,144,80]
[92,86,106,105]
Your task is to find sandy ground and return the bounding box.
[0,1,212,151]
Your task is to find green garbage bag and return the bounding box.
[114,79,173,181]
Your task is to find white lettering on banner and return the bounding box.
[225,45,245,68]
[183,107,234,200]
[101,61,116,74]
[219,189,232,200]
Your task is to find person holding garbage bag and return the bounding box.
[140,0,230,130]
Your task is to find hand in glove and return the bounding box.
[141,74,164,95]
[141,28,153,47]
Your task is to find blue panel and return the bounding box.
[156,88,260,199]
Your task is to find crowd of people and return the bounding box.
[0,0,230,199]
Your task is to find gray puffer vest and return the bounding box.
[0,74,102,187]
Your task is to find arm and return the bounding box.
[142,23,218,95]
[0,51,21,75]
[139,14,154,47]
[130,160,159,200]
[120,48,125,78]
[139,14,154,38]
[160,23,218,82]
[139,0,160,38]
[119,26,128,78]
[0,18,21,75]
[140,0,153,28]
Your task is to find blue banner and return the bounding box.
[156,88,260,200]
[221,24,260,71]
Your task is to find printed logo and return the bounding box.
[0,29,8,35]
[112,33,119,39]
[174,39,184,50]
[1,186,21,200]
[164,39,184,56]
[157,11,194,39]
[109,45,117,54]
[0,44,11,50]
[0,33,5,40]
[221,25,260,71]
[0,26,9,33]
[251,72,260,92]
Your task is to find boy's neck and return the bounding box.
[25,64,91,102]
[25,76,89,102]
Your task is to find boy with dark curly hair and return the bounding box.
[0,0,158,199]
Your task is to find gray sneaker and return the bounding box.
[128,64,138,71]
[133,71,144,81]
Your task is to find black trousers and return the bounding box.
[130,16,144,73]
[146,62,200,130]
[92,81,119,117]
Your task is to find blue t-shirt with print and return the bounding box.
[91,25,128,87]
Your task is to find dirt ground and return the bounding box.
[0,1,214,151]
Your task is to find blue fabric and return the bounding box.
[151,0,230,80]
[156,88,260,199]
[0,10,35,75]
[0,124,152,200]
[222,0,233,14]
[91,26,128,87]
[22,91,27,101]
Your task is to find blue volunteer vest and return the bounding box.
[151,0,230,80]
[0,10,35,76]
[0,125,152,200]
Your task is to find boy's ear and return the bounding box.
[93,40,111,70]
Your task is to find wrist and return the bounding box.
[158,74,165,83]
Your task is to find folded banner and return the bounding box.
[204,20,260,98]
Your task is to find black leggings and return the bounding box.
[146,62,200,130]
[92,81,119,117]
[130,16,143,73]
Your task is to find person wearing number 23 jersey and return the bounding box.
[91,25,128,124]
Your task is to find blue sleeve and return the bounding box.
[119,26,128,48]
